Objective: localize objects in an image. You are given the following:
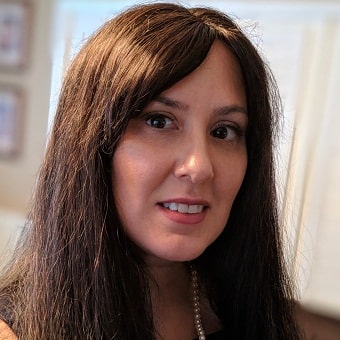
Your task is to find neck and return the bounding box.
[148,261,189,294]
[148,261,197,339]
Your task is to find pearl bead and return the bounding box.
[189,263,205,339]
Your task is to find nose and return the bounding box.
[174,138,214,184]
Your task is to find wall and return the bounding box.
[0,0,53,256]
[0,0,339,320]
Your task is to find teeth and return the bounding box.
[162,203,204,214]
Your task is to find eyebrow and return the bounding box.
[215,105,248,117]
[153,95,247,116]
[154,95,189,111]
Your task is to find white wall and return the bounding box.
[0,0,53,257]
[0,208,23,262]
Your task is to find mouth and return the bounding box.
[160,202,206,214]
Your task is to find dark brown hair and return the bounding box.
[0,3,300,339]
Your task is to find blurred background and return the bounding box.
[0,0,339,323]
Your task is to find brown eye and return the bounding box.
[212,126,230,139]
[145,114,174,129]
[211,125,240,141]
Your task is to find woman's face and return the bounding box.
[112,41,248,265]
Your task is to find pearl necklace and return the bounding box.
[189,264,206,340]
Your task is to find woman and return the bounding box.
[0,3,301,339]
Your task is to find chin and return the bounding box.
[157,247,207,263]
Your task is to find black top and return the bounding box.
[194,329,226,339]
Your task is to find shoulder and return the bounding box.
[0,319,17,339]
[295,303,340,340]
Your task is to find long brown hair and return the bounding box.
[0,3,300,339]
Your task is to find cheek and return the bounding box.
[215,157,247,226]
[216,153,247,210]
[113,136,166,181]
[112,142,149,192]
[220,150,247,187]
[111,150,141,239]
[111,141,164,220]
[233,161,247,193]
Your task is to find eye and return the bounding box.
[211,125,240,141]
[145,113,175,129]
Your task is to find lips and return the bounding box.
[158,199,208,224]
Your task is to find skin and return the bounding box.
[112,40,248,339]
[1,41,339,340]
[0,39,248,340]
[295,305,340,340]
[110,41,340,339]
[112,40,248,267]
[0,320,17,339]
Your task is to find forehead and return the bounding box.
[156,41,247,110]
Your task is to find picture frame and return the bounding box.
[0,86,23,157]
[0,1,31,70]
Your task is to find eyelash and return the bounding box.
[144,113,175,129]
[144,112,244,142]
[211,123,243,142]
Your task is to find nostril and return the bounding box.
[174,146,214,183]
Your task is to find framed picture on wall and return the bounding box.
[0,1,31,70]
[0,86,23,157]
